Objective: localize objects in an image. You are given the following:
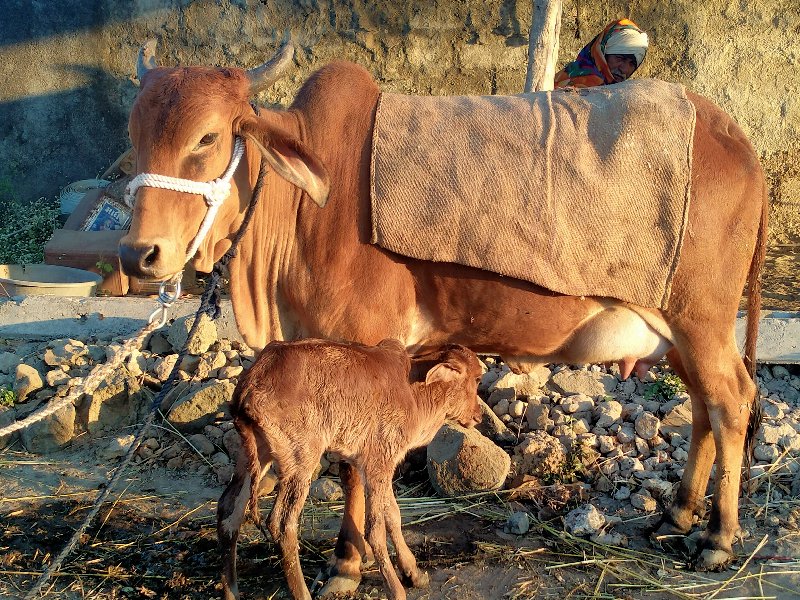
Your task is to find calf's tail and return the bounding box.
[236,417,265,527]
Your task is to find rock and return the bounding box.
[427,424,510,496]
[619,456,644,476]
[124,349,147,377]
[487,387,515,408]
[513,431,566,479]
[773,366,791,379]
[203,425,224,445]
[46,368,70,387]
[153,354,179,382]
[508,399,526,419]
[159,380,192,412]
[167,380,235,432]
[166,456,184,469]
[188,433,215,456]
[493,397,510,417]
[622,402,644,421]
[0,352,20,375]
[564,504,605,536]
[216,464,235,485]
[643,478,675,502]
[762,402,785,420]
[594,400,623,428]
[753,443,780,463]
[223,428,242,461]
[20,402,75,453]
[43,339,87,367]
[0,406,16,449]
[550,369,617,397]
[660,398,693,438]
[590,531,628,547]
[476,399,517,444]
[100,434,136,459]
[614,486,631,500]
[14,364,43,402]
[635,412,661,440]
[561,394,594,414]
[504,511,530,535]
[525,403,550,431]
[310,477,344,502]
[211,451,230,466]
[147,331,173,354]
[672,447,689,462]
[218,365,244,380]
[167,314,218,355]
[491,365,550,397]
[598,435,617,454]
[630,491,657,512]
[616,424,636,444]
[479,368,501,393]
[759,423,796,445]
[197,351,227,379]
[79,370,147,436]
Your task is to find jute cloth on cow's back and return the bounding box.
[370,79,696,309]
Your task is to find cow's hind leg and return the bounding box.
[658,341,756,570]
[317,461,369,597]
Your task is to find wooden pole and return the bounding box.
[524,0,563,92]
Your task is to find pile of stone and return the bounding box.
[2,320,800,512]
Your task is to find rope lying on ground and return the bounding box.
[22,156,268,599]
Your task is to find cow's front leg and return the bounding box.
[317,461,371,597]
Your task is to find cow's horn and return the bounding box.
[246,39,295,95]
[137,39,158,82]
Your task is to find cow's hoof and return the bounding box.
[315,574,361,598]
[693,548,734,572]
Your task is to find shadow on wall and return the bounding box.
[0,65,134,202]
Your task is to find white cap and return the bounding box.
[604,28,649,67]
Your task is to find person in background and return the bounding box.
[554,18,649,89]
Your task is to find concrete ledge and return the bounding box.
[1,297,798,364]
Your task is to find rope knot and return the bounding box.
[206,178,232,206]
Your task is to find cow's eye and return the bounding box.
[196,133,218,148]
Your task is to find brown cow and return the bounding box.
[218,339,482,600]
[121,41,767,588]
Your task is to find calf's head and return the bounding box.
[423,345,484,428]
[120,40,329,280]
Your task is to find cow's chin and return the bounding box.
[191,238,233,274]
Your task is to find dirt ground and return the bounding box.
[2,440,800,600]
[761,203,800,312]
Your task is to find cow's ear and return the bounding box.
[425,362,462,385]
[237,116,330,207]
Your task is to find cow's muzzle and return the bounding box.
[119,241,161,279]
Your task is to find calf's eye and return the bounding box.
[196,133,218,148]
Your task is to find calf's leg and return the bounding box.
[364,472,407,600]
[385,491,428,588]
[268,472,314,600]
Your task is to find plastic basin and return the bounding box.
[0,264,103,297]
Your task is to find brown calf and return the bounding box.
[217,339,483,600]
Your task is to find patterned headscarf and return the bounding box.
[554,19,648,89]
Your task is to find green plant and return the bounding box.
[643,373,686,402]
[95,259,115,275]
[0,387,16,407]
[0,175,60,265]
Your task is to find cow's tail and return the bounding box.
[743,178,769,491]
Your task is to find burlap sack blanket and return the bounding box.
[370,79,695,309]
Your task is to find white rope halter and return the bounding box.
[124,136,246,263]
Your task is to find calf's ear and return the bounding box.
[425,362,463,385]
[236,116,330,207]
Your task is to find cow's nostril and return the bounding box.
[143,245,160,267]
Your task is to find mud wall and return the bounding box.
[1,1,798,227]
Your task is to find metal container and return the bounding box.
[0,264,103,297]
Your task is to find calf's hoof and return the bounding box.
[315,573,361,598]
[407,568,430,589]
[650,520,690,555]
